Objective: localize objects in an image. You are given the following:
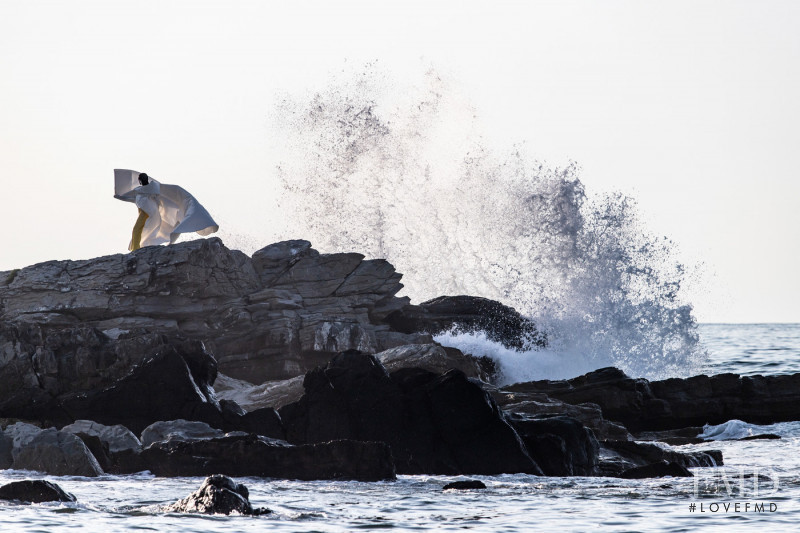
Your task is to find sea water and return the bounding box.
[2,324,799,533]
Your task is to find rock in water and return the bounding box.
[619,461,693,479]
[0,480,76,503]
[166,475,268,515]
[443,480,487,490]
[508,414,600,476]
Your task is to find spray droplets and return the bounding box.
[273,65,705,381]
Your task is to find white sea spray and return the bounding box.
[271,65,705,381]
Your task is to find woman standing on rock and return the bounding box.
[113,169,219,251]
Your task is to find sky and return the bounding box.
[1,0,799,323]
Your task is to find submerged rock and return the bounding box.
[0,480,75,503]
[166,475,269,515]
[443,480,487,490]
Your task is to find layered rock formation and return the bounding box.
[504,367,800,432]
[0,238,430,406]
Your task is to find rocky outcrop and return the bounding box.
[0,480,76,503]
[110,434,395,481]
[384,295,545,350]
[166,475,269,515]
[279,350,542,476]
[0,238,431,416]
[504,367,800,432]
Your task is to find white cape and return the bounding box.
[114,169,219,251]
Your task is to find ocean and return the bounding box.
[1,323,798,532]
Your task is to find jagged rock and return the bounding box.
[166,475,269,515]
[0,480,76,503]
[505,367,800,432]
[0,238,432,392]
[443,480,486,490]
[508,414,599,476]
[279,350,542,476]
[619,460,693,479]
[11,428,103,476]
[61,420,141,453]
[4,422,46,455]
[140,420,226,448]
[59,342,227,435]
[73,432,113,472]
[375,343,490,381]
[110,434,395,481]
[384,295,545,350]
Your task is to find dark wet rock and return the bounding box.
[11,427,103,476]
[494,386,632,442]
[59,342,227,435]
[279,350,542,476]
[110,433,395,481]
[597,440,722,478]
[0,480,76,503]
[385,295,545,350]
[55,342,284,439]
[632,427,706,446]
[166,475,269,515]
[0,429,12,469]
[443,480,486,490]
[619,460,693,479]
[505,367,800,432]
[739,434,781,441]
[73,432,113,472]
[508,414,599,476]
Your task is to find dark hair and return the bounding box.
[138,173,149,185]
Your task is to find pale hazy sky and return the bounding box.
[1,0,799,323]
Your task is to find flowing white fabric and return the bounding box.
[114,169,219,251]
